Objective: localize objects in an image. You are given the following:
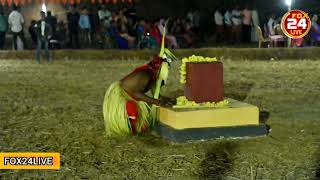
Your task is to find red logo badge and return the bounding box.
[281,10,311,39]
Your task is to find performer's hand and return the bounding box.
[160,96,176,105]
[159,99,175,107]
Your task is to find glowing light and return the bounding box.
[41,3,47,13]
[285,0,292,6]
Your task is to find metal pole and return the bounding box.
[287,5,292,47]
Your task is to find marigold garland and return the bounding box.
[180,55,218,84]
[175,96,229,108]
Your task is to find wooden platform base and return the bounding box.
[157,98,260,129]
[154,98,268,142]
[154,123,268,143]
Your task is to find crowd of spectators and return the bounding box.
[0,3,320,50]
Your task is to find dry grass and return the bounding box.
[0,58,320,179]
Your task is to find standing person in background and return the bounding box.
[187,10,194,27]
[28,20,37,48]
[79,7,91,48]
[45,11,57,38]
[224,7,233,43]
[88,7,100,46]
[251,5,259,42]
[231,5,242,43]
[267,13,276,36]
[214,6,224,42]
[34,11,52,63]
[8,5,27,50]
[242,4,252,43]
[67,6,80,49]
[0,8,7,49]
[98,5,111,31]
[192,9,201,36]
[56,21,67,48]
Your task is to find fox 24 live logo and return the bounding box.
[281,9,311,39]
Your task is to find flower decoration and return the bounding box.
[175,96,229,108]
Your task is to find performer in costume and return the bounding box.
[103,20,178,136]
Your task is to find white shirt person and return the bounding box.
[8,6,26,50]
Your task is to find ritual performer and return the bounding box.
[103,21,177,136]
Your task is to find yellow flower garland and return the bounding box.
[177,55,229,108]
[180,55,218,84]
[175,96,229,108]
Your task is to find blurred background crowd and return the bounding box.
[0,1,320,50]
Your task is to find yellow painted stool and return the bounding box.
[154,98,268,142]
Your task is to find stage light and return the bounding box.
[285,0,292,6]
[285,0,292,47]
[41,3,47,13]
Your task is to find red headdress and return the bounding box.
[123,55,163,81]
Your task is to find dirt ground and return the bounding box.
[0,59,320,179]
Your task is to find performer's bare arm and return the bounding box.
[151,84,175,105]
[121,71,162,106]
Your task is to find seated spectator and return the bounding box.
[143,20,152,35]
[136,19,157,49]
[150,19,163,46]
[291,38,304,47]
[158,18,179,48]
[311,15,320,46]
[135,19,145,36]
[267,13,276,36]
[118,9,128,25]
[108,20,118,36]
[98,5,111,29]
[119,21,135,48]
[182,19,195,47]
[171,19,187,47]
[269,15,286,47]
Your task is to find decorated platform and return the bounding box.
[153,55,268,142]
[154,98,267,142]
